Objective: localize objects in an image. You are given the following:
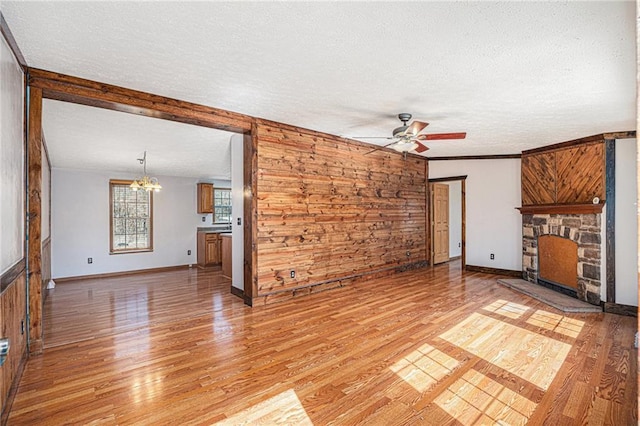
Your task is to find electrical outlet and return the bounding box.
[490,253,495,260]
[187,250,191,255]
[458,242,461,248]
[290,270,296,279]
[202,217,206,222]
[88,257,93,264]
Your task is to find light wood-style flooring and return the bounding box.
[8,262,638,425]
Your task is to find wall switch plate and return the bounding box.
[490,254,495,260]
[88,257,93,264]
[187,250,191,255]
[290,270,295,279]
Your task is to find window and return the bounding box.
[109,180,153,253]
[213,188,232,223]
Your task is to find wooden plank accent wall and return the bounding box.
[556,142,605,204]
[0,267,27,422]
[521,152,556,205]
[521,139,605,206]
[41,238,51,304]
[254,123,428,301]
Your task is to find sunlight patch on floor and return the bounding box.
[214,389,313,425]
[390,343,459,392]
[434,369,537,425]
[439,312,571,390]
[482,299,529,319]
[526,310,585,338]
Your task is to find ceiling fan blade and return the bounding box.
[406,120,429,135]
[363,139,401,155]
[414,141,429,153]
[417,132,467,141]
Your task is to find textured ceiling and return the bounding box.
[42,100,235,180]
[1,1,636,176]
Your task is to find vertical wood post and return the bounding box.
[605,138,616,303]
[243,123,258,305]
[27,87,43,354]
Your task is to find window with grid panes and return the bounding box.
[213,188,232,223]
[109,180,153,253]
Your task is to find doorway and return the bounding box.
[429,176,466,267]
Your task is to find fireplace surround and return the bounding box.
[522,213,602,305]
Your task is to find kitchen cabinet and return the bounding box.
[197,231,221,267]
[197,183,214,214]
[221,234,232,279]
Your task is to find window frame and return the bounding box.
[213,187,232,224]
[109,179,154,254]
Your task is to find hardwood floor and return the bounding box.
[8,262,637,425]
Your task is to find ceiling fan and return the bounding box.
[358,113,466,154]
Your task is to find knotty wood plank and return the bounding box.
[27,87,43,355]
[254,122,428,301]
[8,264,636,424]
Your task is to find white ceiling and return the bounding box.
[2,1,636,178]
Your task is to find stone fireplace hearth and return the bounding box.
[522,213,602,305]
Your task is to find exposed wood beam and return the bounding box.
[27,68,253,133]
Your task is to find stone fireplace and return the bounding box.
[522,213,602,305]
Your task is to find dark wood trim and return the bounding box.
[0,339,28,425]
[230,286,244,299]
[27,68,252,133]
[27,86,44,355]
[461,179,466,269]
[517,203,604,215]
[0,12,27,70]
[465,264,522,277]
[605,139,616,303]
[427,154,521,161]
[0,259,26,293]
[424,161,430,265]
[244,128,257,305]
[602,131,636,140]
[428,175,468,183]
[522,134,605,155]
[603,302,637,317]
[53,264,191,284]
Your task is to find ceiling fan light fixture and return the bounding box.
[391,141,418,153]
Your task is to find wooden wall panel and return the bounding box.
[255,124,428,297]
[520,140,605,206]
[556,142,604,204]
[0,270,27,420]
[41,238,51,303]
[521,152,556,205]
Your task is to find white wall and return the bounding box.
[0,35,25,274]
[51,168,206,278]
[615,138,638,306]
[230,134,244,290]
[447,181,462,258]
[430,159,522,271]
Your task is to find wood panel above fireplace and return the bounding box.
[521,136,605,210]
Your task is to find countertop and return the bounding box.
[197,227,232,234]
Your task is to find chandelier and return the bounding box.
[130,151,162,192]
